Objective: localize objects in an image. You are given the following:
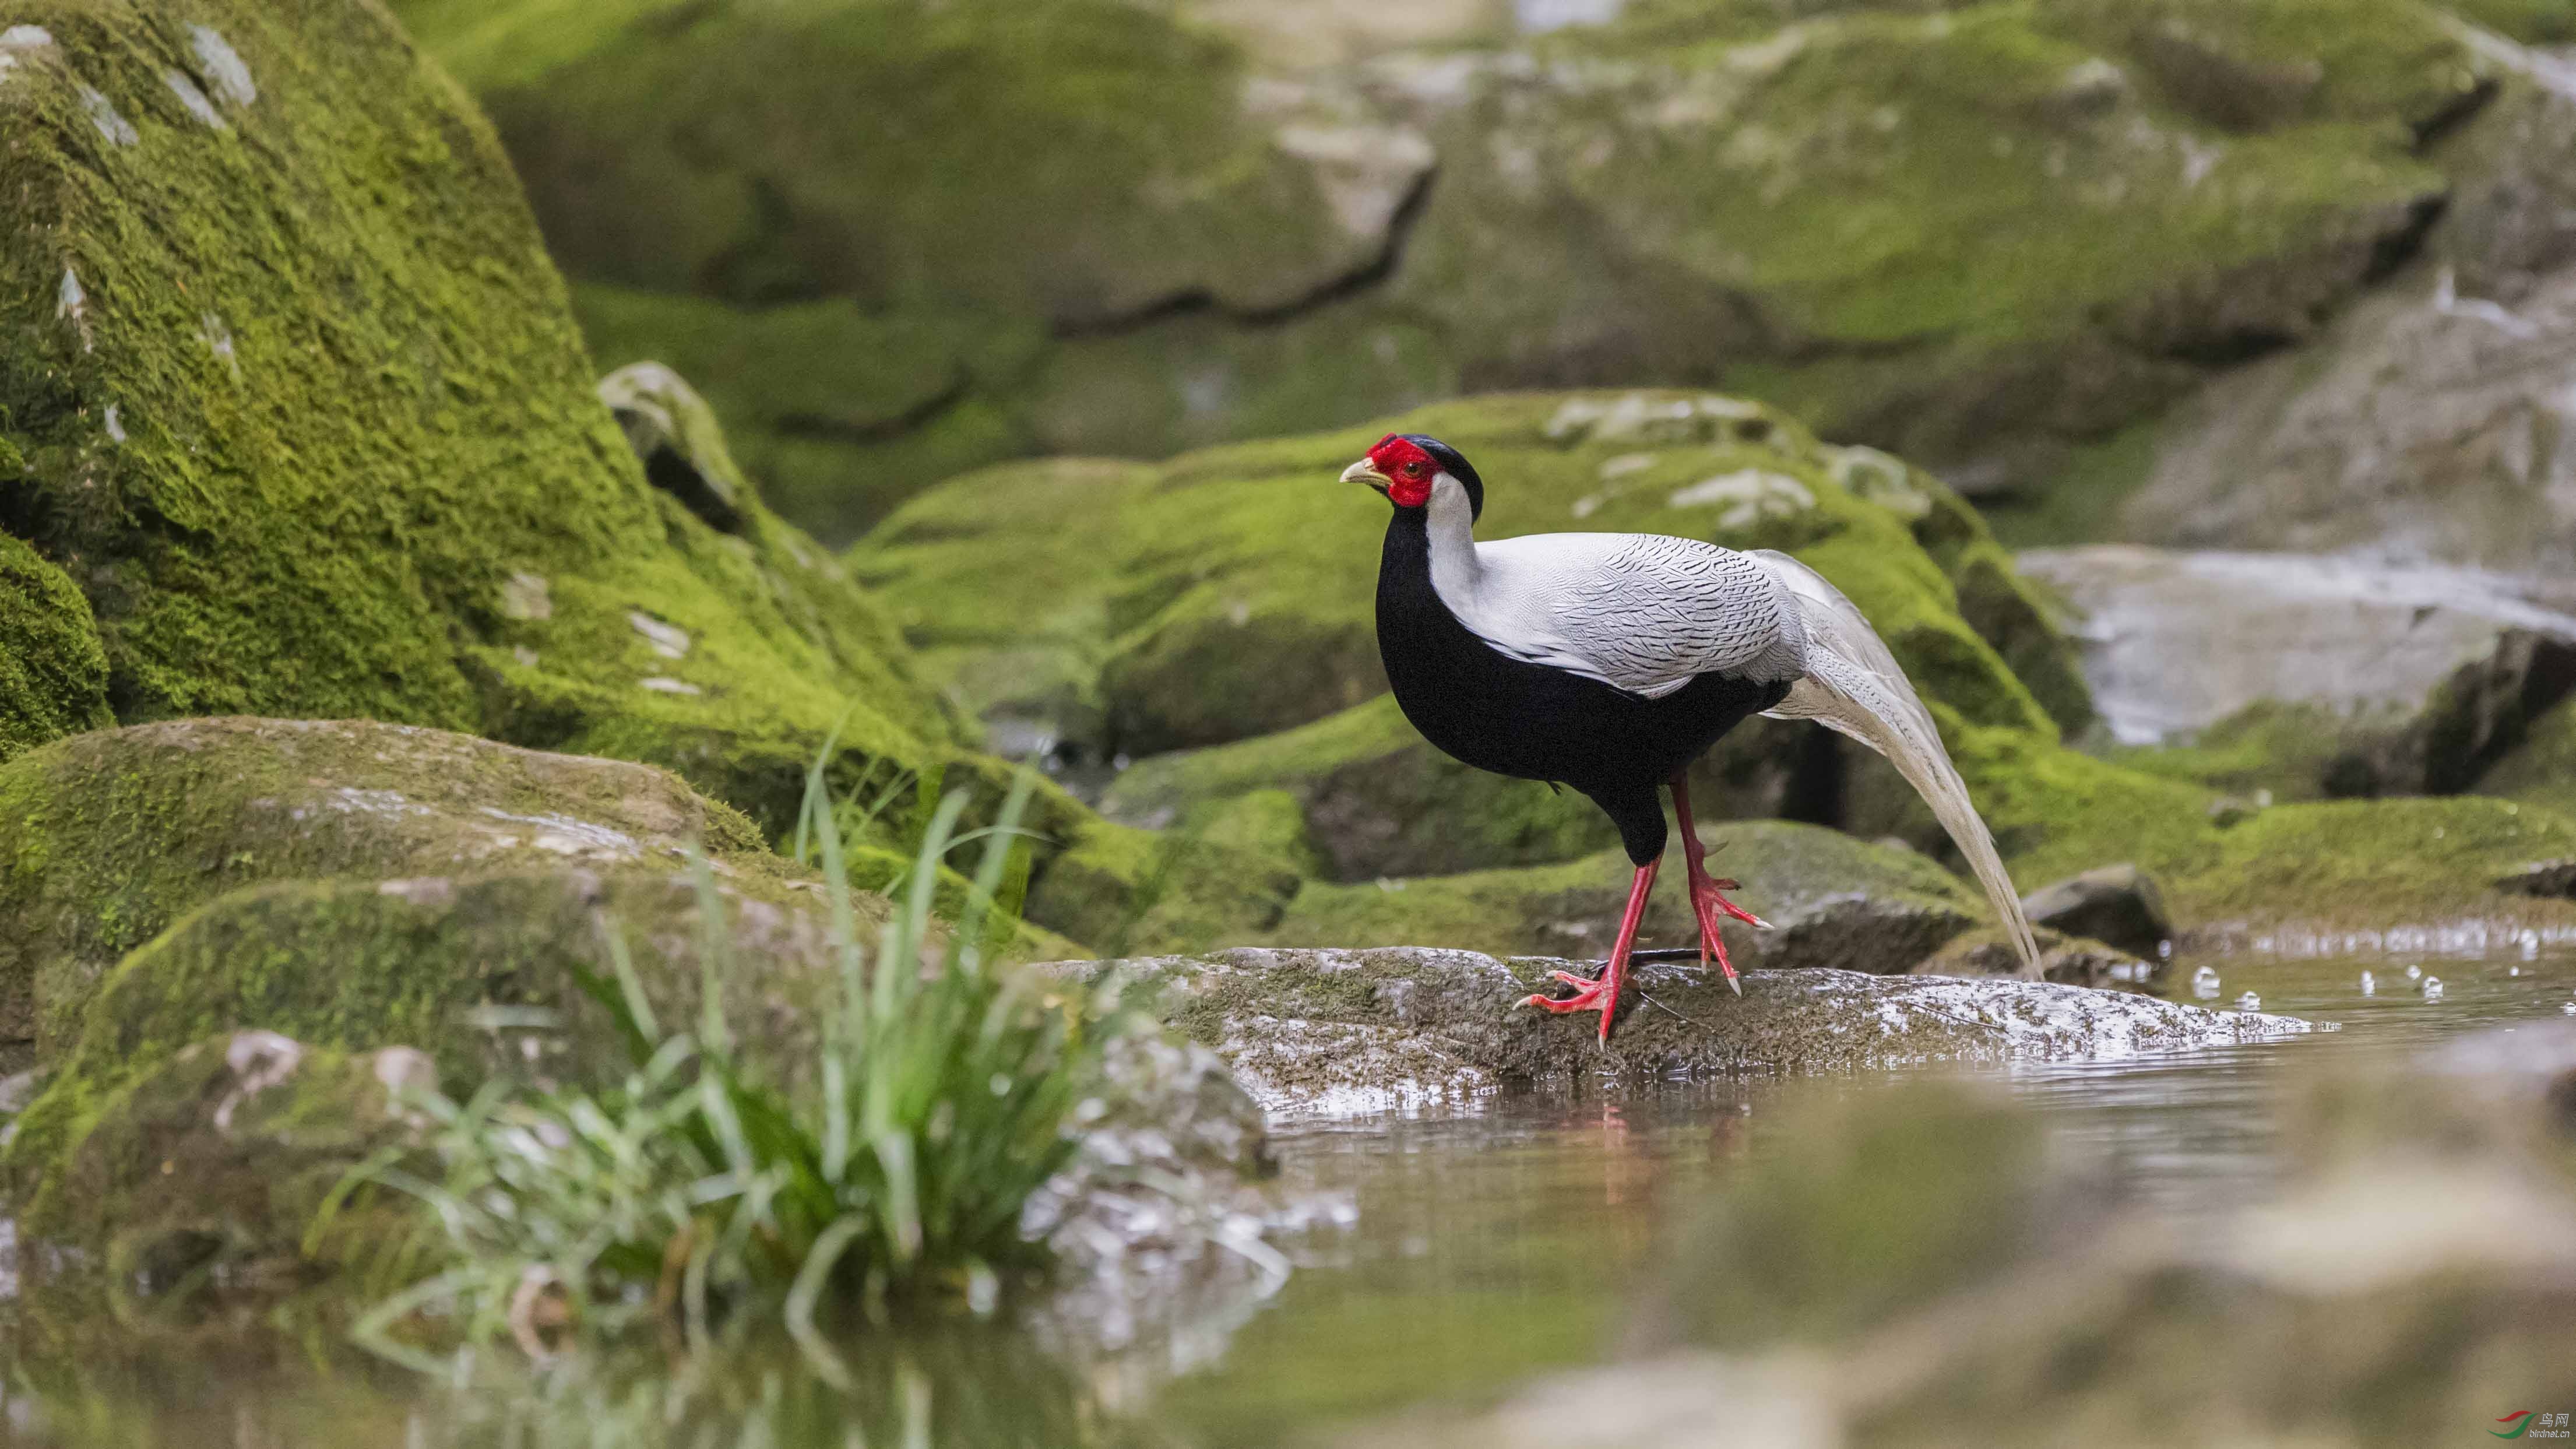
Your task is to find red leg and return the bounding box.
[1526,859,1657,1044]
[1669,773,1765,996]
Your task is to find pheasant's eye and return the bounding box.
[1404,461,1426,477]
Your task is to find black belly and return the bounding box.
[1375,512,1789,863]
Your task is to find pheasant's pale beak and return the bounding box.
[1342,458,1391,494]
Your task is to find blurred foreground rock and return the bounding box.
[1333,1021,2576,1448]
[1054,948,2308,1114]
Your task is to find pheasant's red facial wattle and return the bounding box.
[1369,435,1437,508]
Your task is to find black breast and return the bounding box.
[1374,510,1787,859]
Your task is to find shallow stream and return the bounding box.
[6,949,2571,1447]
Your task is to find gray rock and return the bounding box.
[2116,65,2576,574]
[1053,947,2313,1115]
[2015,545,2576,793]
[2019,864,2175,959]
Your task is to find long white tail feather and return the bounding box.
[1750,550,2043,979]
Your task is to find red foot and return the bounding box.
[1525,859,1657,1043]
[1525,969,1617,1020]
[1686,872,1755,996]
[1671,772,1766,997]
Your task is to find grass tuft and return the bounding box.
[335,742,1114,1375]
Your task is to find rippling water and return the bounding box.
[6,949,2570,1447]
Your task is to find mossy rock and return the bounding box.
[0,1,957,839]
[0,717,802,1067]
[402,0,2496,539]
[0,867,870,1219]
[384,0,1427,539]
[2483,697,2576,820]
[1252,820,1991,973]
[860,390,2086,761]
[1026,790,1321,959]
[0,533,112,765]
[29,1031,435,1278]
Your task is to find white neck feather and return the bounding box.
[1423,473,1481,611]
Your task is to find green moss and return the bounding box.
[850,456,1160,735]
[1259,820,1982,965]
[2481,698,2576,820]
[0,534,112,764]
[2163,794,2576,927]
[28,1032,427,1267]
[2,868,874,1225]
[1025,790,1318,958]
[2102,699,2364,801]
[1106,695,1624,881]
[0,1,956,842]
[0,718,787,1064]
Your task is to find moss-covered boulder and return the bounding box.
[0,867,862,1222]
[29,1031,435,1282]
[0,533,112,764]
[0,0,958,838]
[0,718,794,1065]
[399,0,2512,541]
[1058,947,2310,1113]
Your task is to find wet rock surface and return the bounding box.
[1050,947,2310,1114]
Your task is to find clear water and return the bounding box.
[6,950,2570,1447]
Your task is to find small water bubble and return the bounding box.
[2421,976,2444,1001]
[2359,970,2375,995]
[2511,965,2521,977]
[2235,991,2262,1012]
[2191,965,2221,1000]
[2405,964,2422,980]
[2563,1001,2575,1016]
